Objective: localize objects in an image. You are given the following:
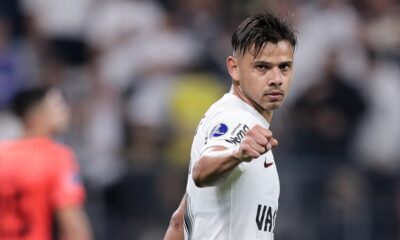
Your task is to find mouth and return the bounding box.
[264,90,284,101]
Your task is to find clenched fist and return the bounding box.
[236,125,278,162]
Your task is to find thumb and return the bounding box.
[266,138,278,151]
[270,138,278,148]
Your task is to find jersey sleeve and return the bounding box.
[201,110,257,153]
[51,147,85,209]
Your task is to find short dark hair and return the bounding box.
[231,12,297,57]
[11,86,51,119]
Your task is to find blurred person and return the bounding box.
[357,0,400,58]
[86,0,199,90]
[18,0,92,80]
[167,0,230,76]
[319,165,371,240]
[0,86,92,240]
[353,48,400,174]
[290,50,366,156]
[122,12,200,166]
[0,16,36,109]
[352,48,400,240]
[165,12,297,240]
[0,14,40,140]
[166,72,227,167]
[283,50,366,240]
[288,0,367,103]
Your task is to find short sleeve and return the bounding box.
[201,110,257,153]
[51,148,85,209]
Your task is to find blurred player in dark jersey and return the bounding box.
[0,86,92,240]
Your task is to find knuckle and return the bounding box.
[259,146,266,153]
[266,130,273,137]
[246,129,255,137]
[242,138,251,146]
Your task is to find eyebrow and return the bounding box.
[252,60,293,66]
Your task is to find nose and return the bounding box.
[269,67,283,86]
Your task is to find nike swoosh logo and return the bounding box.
[264,158,274,168]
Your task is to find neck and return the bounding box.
[230,84,273,123]
[22,124,53,139]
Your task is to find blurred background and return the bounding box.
[0,0,400,239]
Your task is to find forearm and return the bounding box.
[192,147,242,187]
[164,195,186,240]
[57,207,92,240]
[164,210,184,240]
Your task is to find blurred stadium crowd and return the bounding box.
[1,0,400,239]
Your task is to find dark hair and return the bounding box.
[11,86,51,119]
[231,12,297,57]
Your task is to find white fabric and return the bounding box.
[21,0,93,37]
[185,93,279,240]
[353,61,400,172]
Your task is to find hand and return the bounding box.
[236,125,278,162]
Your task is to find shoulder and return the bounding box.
[0,140,16,149]
[198,94,259,141]
[201,110,257,148]
[53,142,76,160]
[52,141,73,154]
[205,106,257,132]
[0,140,18,156]
[207,94,258,122]
[41,140,77,166]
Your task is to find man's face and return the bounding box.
[40,89,71,133]
[229,41,294,112]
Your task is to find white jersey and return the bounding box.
[185,93,280,240]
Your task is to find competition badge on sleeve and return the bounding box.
[210,123,228,138]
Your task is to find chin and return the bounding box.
[263,102,282,110]
[54,123,69,134]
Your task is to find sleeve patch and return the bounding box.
[210,123,229,138]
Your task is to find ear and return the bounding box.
[226,56,240,83]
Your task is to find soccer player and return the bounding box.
[0,86,92,240]
[164,12,297,240]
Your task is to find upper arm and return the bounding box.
[51,148,85,209]
[203,108,256,143]
[201,145,229,156]
[190,110,256,186]
[199,110,254,158]
[51,148,91,240]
